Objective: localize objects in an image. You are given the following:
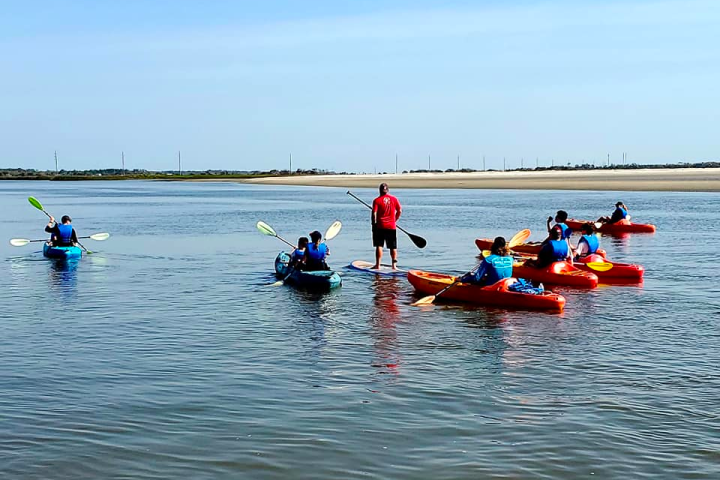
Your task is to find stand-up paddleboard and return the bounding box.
[348,260,408,277]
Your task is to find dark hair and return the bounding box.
[298,237,309,248]
[556,210,568,222]
[581,223,595,234]
[309,231,322,243]
[61,215,72,223]
[491,236,509,256]
[379,183,389,195]
[549,227,562,240]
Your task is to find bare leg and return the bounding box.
[390,248,398,269]
[373,247,383,270]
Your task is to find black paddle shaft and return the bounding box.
[346,191,427,249]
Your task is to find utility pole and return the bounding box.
[395,153,398,174]
[457,154,460,170]
[483,155,486,171]
[536,157,539,168]
[552,158,554,167]
[122,151,125,175]
[521,157,524,169]
[54,151,58,173]
[607,153,610,166]
[503,157,506,171]
[428,154,431,170]
[178,151,182,174]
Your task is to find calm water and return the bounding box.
[1,181,719,479]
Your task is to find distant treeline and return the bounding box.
[0,162,718,180]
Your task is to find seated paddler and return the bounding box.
[303,230,330,271]
[460,236,513,286]
[574,223,600,260]
[45,215,78,247]
[527,227,569,269]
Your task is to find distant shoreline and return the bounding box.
[235,168,720,192]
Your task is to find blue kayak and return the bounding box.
[274,252,341,290]
[43,243,82,259]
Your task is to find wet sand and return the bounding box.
[236,168,720,191]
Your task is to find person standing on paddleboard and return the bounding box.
[45,215,78,247]
[371,183,402,270]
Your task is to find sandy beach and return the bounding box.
[237,168,720,192]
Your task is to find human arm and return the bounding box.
[71,229,79,244]
[460,260,488,284]
[395,198,402,221]
[44,216,56,234]
[546,216,553,233]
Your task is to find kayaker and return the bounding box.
[45,215,78,247]
[459,236,513,286]
[291,236,309,269]
[304,230,330,271]
[574,223,600,259]
[597,201,629,224]
[371,182,402,270]
[527,227,569,268]
[545,210,571,241]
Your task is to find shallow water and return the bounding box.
[1,181,719,479]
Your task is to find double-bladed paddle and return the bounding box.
[346,190,427,249]
[411,229,531,306]
[257,220,343,286]
[10,232,111,247]
[28,197,98,254]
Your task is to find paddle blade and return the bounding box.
[89,232,110,241]
[28,196,44,211]
[508,229,531,248]
[585,261,614,272]
[268,279,285,287]
[9,238,30,247]
[481,250,491,257]
[324,221,342,240]
[411,295,436,306]
[407,232,427,249]
[256,221,277,237]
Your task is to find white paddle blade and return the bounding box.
[411,295,436,307]
[89,232,110,241]
[10,238,30,247]
[268,280,285,287]
[324,221,342,240]
[256,221,277,237]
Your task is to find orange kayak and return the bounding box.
[566,218,656,234]
[475,237,607,258]
[512,260,599,288]
[575,254,644,281]
[407,270,566,311]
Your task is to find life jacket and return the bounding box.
[610,207,628,223]
[483,254,513,285]
[56,224,74,245]
[577,234,599,256]
[539,239,569,265]
[555,222,572,239]
[291,249,305,262]
[305,243,328,270]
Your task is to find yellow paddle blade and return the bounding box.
[268,279,285,287]
[89,232,110,241]
[509,229,531,248]
[411,295,436,306]
[585,261,614,272]
[481,250,491,257]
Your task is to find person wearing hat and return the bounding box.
[44,215,78,247]
[303,230,330,271]
[597,202,630,224]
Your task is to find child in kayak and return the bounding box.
[527,227,569,268]
[574,223,600,260]
[597,201,630,224]
[460,237,513,286]
[304,230,330,271]
[45,215,78,247]
[545,210,572,241]
[290,237,309,269]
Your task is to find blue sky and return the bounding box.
[1,0,718,172]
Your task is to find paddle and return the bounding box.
[346,190,427,249]
[268,221,343,286]
[584,261,614,272]
[10,232,111,247]
[28,196,96,254]
[412,229,531,306]
[256,221,295,248]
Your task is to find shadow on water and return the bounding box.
[369,277,403,377]
[46,258,80,300]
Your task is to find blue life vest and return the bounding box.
[617,207,627,219]
[57,224,74,244]
[556,222,572,239]
[578,234,599,256]
[610,207,628,223]
[306,243,327,261]
[292,249,305,262]
[541,239,569,263]
[483,254,513,284]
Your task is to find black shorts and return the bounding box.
[373,227,397,249]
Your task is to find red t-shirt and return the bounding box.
[372,194,401,229]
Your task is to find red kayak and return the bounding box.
[408,270,566,311]
[566,218,656,234]
[475,237,607,258]
[574,254,644,282]
[512,260,598,288]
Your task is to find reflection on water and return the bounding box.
[369,277,402,376]
[47,258,79,301]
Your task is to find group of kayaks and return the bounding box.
[269,215,656,314]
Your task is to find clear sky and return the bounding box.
[1,0,718,172]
